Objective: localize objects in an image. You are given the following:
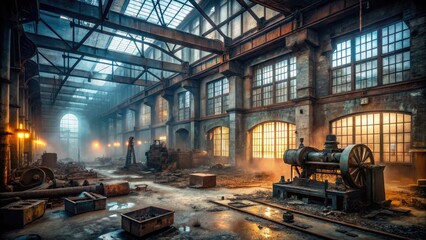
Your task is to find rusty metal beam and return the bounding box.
[38,0,224,54]
[39,76,110,91]
[52,55,84,105]
[27,33,186,73]
[38,64,158,87]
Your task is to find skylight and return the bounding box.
[76,88,98,94]
[108,31,142,55]
[124,0,194,29]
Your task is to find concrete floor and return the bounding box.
[0,169,317,240]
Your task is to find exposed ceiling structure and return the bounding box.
[24,0,223,117]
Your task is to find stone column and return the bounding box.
[220,61,245,166]
[182,80,200,150]
[161,90,174,148]
[286,29,319,146]
[0,23,11,189]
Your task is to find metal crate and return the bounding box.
[121,206,174,237]
[64,192,106,215]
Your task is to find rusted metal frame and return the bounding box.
[171,2,257,54]
[74,23,100,50]
[40,93,107,105]
[39,86,104,98]
[131,69,147,84]
[37,50,64,74]
[40,64,158,87]
[39,76,113,91]
[39,18,73,49]
[27,33,185,72]
[235,0,261,24]
[152,0,166,27]
[146,69,162,82]
[187,0,228,41]
[72,23,183,62]
[250,0,292,15]
[52,55,84,105]
[39,0,224,53]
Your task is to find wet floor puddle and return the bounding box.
[107,201,135,211]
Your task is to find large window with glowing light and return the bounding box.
[251,122,296,160]
[60,114,79,160]
[331,112,412,163]
[212,127,229,157]
[331,21,410,94]
[252,56,297,107]
[140,104,151,127]
[157,96,169,123]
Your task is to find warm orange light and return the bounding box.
[33,140,46,146]
[107,144,111,148]
[137,140,142,145]
[17,132,25,139]
[159,136,166,141]
[92,141,100,148]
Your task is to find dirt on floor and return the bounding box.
[90,163,426,240]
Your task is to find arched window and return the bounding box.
[212,127,229,157]
[331,112,412,163]
[251,122,296,160]
[60,113,79,160]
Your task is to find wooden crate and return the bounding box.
[121,206,174,237]
[189,173,216,188]
[64,192,106,215]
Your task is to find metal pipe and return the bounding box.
[0,23,11,190]
[0,181,130,199]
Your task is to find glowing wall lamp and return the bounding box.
[15,123,30,167]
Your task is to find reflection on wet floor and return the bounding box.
[107,201,135,211]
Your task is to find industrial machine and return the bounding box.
[273,135,385,211]
[145,140,169,171]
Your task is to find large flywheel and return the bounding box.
[340,144,374,188]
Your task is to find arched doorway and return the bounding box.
[60,113,79,161]
[175,128,190,151]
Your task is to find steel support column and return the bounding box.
[0,24,11,189]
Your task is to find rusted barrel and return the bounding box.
[100,181,130,197]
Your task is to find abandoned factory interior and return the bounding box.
[0,0,425,239]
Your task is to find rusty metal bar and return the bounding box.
[38,0,224,53]
[27,33,186,73]
[252,200,409,240]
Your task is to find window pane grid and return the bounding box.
[252,56,296,107]
[207,78,229,116]
[355,60,378,89]
[332,112,412,163]
[332,40,351,67]
[355,31,378,61]
[178,91,191,121]
[251,122,296,160]
[332,66,352,93]
[383,51,410,84]
[382,21,410,54]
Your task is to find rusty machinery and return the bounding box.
[274,135,385,211]
[145,140,169,171]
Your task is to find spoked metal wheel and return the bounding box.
[340,144,374,188]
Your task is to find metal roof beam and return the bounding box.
[39,0,224,53]
[27,33,186,73]
[39,64,157,87]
